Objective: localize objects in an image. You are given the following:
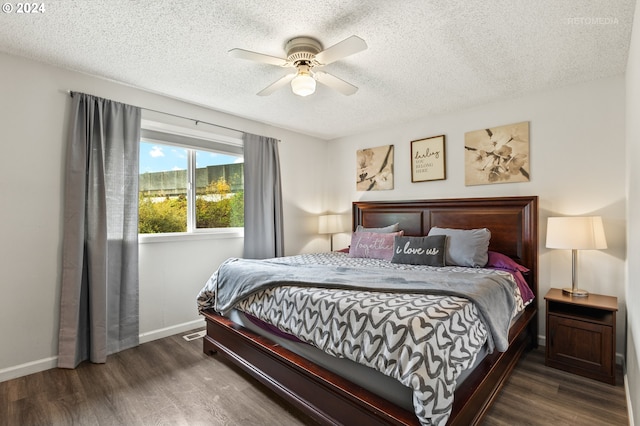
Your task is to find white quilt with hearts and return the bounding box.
[198,253,524,425]
[234,285,487,425]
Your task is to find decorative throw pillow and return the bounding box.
[355,223,400,233]
[391,235,447,266]
[348,230,403,260]
[486,251,529,273]
[427,227,491,267]
[486,251,534,304]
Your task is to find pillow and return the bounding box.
[391,235,447,266]
[486,251,534,304]
[486,251,529,273]
[355,223,400,233]
[511,270,535,305]
[348,230,403,260]
[427,227,491,267]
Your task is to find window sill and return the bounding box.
[138,228,244,244]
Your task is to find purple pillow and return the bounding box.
[486,251,534,304]
[348,231,403,260]
[486,251,529,272]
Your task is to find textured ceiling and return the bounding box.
[0,0,636,139]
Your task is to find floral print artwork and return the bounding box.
[356,145,394,191]
[464,121,529,186]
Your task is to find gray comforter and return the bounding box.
[212,256,516,352]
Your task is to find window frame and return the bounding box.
[138,120,244,243]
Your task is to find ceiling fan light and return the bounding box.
[291,73,316,96]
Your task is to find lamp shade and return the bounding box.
[546,216,607,250]
[318,214,344,234]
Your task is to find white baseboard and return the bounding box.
[0,356,58,383]
[538,334,545,347]
[138,318,205,344]
[0,319,206,383]
[625,373,635,426]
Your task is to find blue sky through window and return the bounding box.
[139,141,243,173]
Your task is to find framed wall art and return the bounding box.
[356,144,394,191]
[411,135,446,182]
[464,121,529,186]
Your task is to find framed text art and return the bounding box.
[411,135,446,182]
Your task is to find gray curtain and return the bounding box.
[242,133,284,259]
[58,92,141,368]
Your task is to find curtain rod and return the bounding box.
[66,90,244,135]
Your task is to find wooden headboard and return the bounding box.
[353,196,538,298]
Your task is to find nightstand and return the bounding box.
[545,288,617,384]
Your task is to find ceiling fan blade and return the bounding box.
[228,48,289,67]
[315,71,358,96]
[257,73,296,96]
[315,35,367,65]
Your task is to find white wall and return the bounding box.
[0,52,328,380]
[327,76,627,356]
[625,0,640,423]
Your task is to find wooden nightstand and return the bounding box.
[545,288,617,384]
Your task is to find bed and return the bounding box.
[199,196,538,425]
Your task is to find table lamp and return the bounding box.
[319,214,344,252]
[546,216,607,297]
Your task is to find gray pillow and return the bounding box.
[391,235,447,266]
[427,227,491,267]
[355,223,400,233]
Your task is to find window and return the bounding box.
[138,125,243,234]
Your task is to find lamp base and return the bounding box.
[562,287,589,297]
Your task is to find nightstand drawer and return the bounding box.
[546,314,614,382]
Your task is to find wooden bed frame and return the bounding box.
[202,196,538,425]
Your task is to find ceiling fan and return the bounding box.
[229,35,367,97]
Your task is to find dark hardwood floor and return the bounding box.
[482,348,627,425]
[0,330,628,425]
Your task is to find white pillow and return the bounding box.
[427,227,491,267]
